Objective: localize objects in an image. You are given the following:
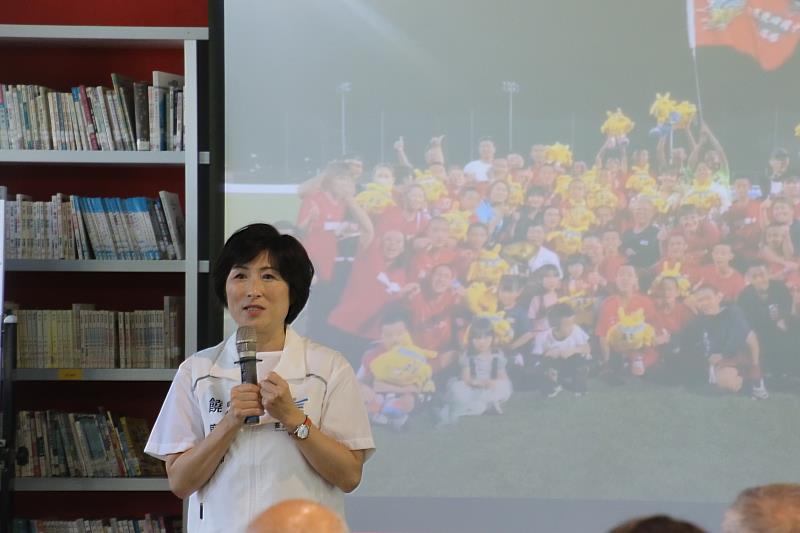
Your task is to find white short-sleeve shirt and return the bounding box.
[532,325,590,358]
[145,327,375,533]
[463,159,492,182]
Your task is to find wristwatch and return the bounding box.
[291,415,311,440]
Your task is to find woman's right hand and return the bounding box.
[226,384,264,425]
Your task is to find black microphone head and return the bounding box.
[236,326,257,354]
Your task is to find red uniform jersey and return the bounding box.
[297,191,347,282]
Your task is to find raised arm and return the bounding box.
[344,193,375,250]
[701,121,730,174]
[394,136,412,168]
[426,135,446,166]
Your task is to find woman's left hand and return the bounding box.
[261,372,305,429]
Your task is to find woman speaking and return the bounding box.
[145,223,375,532]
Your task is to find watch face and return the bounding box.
[296,422,310,439]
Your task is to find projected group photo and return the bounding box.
[222,0,800,520]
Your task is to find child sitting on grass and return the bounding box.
[532,303,592,398]
[439,317,512,425]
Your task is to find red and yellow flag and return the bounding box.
[688,0,800,70]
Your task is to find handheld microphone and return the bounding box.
[235,326,260,425]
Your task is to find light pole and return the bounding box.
[502,81,519,152]
[337,82,352,155]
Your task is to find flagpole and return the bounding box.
[687,0,705,125]
[691,47,705,126]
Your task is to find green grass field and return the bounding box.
[357,379,800,504]
[224,193,800,505]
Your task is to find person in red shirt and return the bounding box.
[409,217,458,281]
[783,175,800,219]
[651,233,702,283]
[297,162,375,344]
[693,243,746,304]
[724,177,763,262]
[453,222,489,283]
[328,229,418,348]
[297,164,354,282]
[651,276,694,337]
[599,229,628,286]
[759,223,798,280]
[375,183,431,241]
[669,204,721,265]
[595,265,663,380]
[407,264,461,366]
[650,276,694,382]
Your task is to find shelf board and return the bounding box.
[0,25,208,45]
[7,260,187,272]
[198,260,209,273]
[14,368,177,382]
[0,150,187,165]
[12,477,170,492]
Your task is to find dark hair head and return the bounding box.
[467,316,495,353]
[212,223,314,325]
[547,302,575,328]
[771,147,789,161]
[609,514,706,533]
[379,304,412,328]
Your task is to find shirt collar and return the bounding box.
[214,325,308,381]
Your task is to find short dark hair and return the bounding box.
[547,302,575,328]
[379,304,411,328]
[212,223,314,325]
[609,514,706,533]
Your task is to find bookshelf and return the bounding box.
[13,477,171,492]
[7,260,188,272]
[13,368,177,381]
[0,23,210,530]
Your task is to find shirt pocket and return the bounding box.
[288,378,326,427]
[193,376,234,437]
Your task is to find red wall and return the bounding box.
[0,0,207,26]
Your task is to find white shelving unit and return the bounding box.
[0,24,208,522]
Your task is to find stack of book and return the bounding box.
[0,71,186,152]
[3,190,185,260]
[12,515,181,533]
[15,409,164,478]
[11,297,184,369]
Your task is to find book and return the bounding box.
[158,191,185,260]
[132,81,150,151]
[111,73,136,150]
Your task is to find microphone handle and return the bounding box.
[239,356,260,425]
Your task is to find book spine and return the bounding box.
[78,86,100,151]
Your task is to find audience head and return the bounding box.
[692,283,723,316]
[609,515,706,533]
[246,499,348,533]
[722,483,800,533]
[478,137,496,161]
